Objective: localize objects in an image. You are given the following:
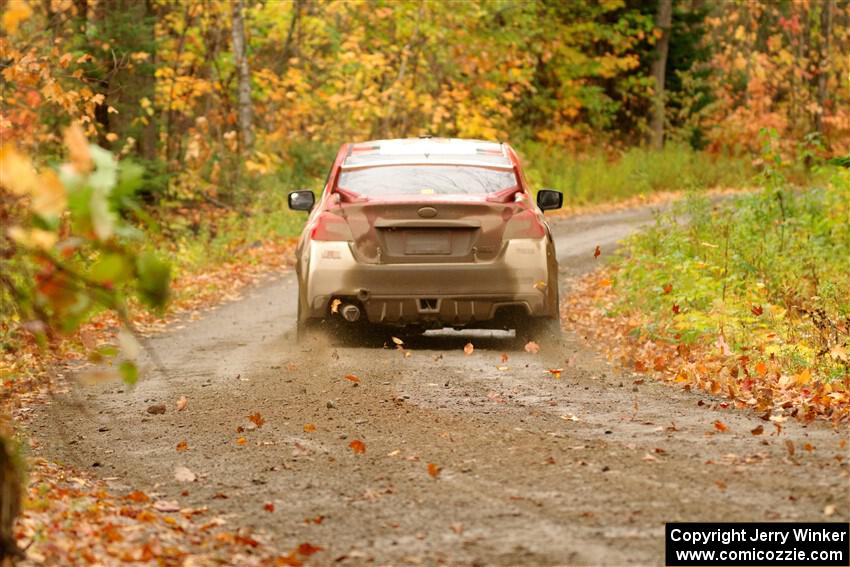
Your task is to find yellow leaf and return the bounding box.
[7,226,57,250]
[63,123,92,173]
[2,0,32,34]
[31,169,67,218]
[794,368,812,386]
[0,144,38,196]
[330,298,342,313]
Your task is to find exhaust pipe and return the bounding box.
[340,304,361,322]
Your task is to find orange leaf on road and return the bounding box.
[176,440,188,452]
[713,420,729,433]
[463,342,474,355]
[524,341,540,354]
[298,543,323,556]
[427,463,442,478]
[344,374,359,383]
[248,412,265,428]
[349,440,366,454]
[303,423,317,432]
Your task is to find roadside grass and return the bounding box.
[520,143,756,205]
[567,165,850,421]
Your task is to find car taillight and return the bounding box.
[503,209,546,239]
[310,212,353,241]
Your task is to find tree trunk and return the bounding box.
[815,0,833,136]
[0,436,22,562]
[231,0,254,150]
[650,0,672,150]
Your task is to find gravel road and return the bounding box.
[33,205,849,566]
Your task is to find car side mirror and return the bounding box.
[288,190,315,211]
[537,189,563,211]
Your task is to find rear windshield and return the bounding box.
[337,165,518,196]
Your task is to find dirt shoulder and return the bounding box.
[24,205,850,566]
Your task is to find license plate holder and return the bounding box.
[404,230,451,255]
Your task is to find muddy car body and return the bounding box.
[288,138,563,342]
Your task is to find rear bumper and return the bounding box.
[299,239,557,325]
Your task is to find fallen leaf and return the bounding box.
[463,342,474,355]
[330,298,342,314]
[755,361,767,376]
[147,404,166,415]
[500,353,509,363]
[450,522,464,535]
[176,440,188,452]
[297,543,323,556]
[153,500,180,512]
[560,414,580,422]
[125,490,149,503]
[248,412,265,428]
[794,368,812,386]
[750,425,764,436]
[304,515,325,525]
[713,420,728,433]
[427,463,441,478]
[662,283,673,294]
[830,345,848,362]
[174,466,196,483]
[391,336,404,346]
[642,453,657,462]
[303,423,317,433]
[715,480,727,491]
[547,368,562,379]
[785,439,795,457]
[824,504,836,517]
[176,396,188,411]
[264,502,275,513]
[533,280,547,291]
[524,341,540,354]
[236,436,247,445]
[672,303,680,314]
[751,305,764,316]
[803,443,814,452]
[349,439,366,454]
[593,245,601,258]
[344,374,360,383]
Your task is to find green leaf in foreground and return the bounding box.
[136,252,171,310]
[119,360,139,385]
